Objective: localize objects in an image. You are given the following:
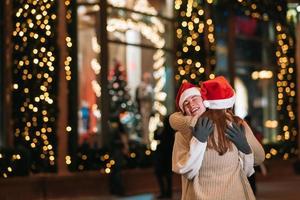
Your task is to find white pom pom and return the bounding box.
[203,101,210,108]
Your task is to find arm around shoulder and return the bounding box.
[172,131,207,180]
[169,112,198,134]
[243,122,265,165]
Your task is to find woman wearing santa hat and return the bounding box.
[171,76,265,200]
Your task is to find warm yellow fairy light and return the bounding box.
[237,0,298,158]
[12,0,59,171]
[66,156,72,165]
[175,0,216,86]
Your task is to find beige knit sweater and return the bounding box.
[170,112,265,200]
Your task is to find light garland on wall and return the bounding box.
[64,0,73,81]
[84,36,101,101]
[251,70,273,80]
[133,0,158,15]
[236,0,298,160]
[108,0,126,8]
[12,0,58,172]
[0,153,22,178]
[237,0,268,21]
[64,0,78,167]
[174,0,216,85]
[90,36,102,134]
[236,0,287,22]
[273,22,297,160]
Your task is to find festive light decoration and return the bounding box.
[107,59,141,141]
[108,0,167,150]
[64,0,81,170]
[174,0,216,84]
[12,0,58,172]
[251,70,273,80]
[0,150,29,179]
[108,0,126,8]
[235,0,286,23]
[274,22,297,160]
[63,1,73,81]
[236,0,297,160]
[1,153,14,178]
[264,120,278,128]
[71,145,153,173]
[90,36,102,117]
[133,0,158,15]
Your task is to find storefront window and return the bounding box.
[234,16,277,144]
[77,0,174,149]
[107,0,174,18]
[214,5,279,145]
[77,3,102,146]
[107,7,174,50]
[107,43,173,145]
[214,4,229,76]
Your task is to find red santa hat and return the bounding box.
[201,76,235,109]
[176,82,201,112]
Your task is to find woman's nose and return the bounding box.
[190,102,196,107]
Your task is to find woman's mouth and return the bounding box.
[191,107,200,114]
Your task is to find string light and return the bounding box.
[0,153,23,178]
[63,0,73,81]
[12,0,58,171]
[86,36,102,136]
[108,0,126,8]
[64,0,79,170]
[251,70,273,80]
[264,120,278,128]
[274,22,297,159]
[175,0,216,84]
[133,0,158,16]
[237,0,297,160]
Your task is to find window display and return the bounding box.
[77,0,174,150]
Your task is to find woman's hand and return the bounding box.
[225,122,252,154]
[193,117,214,142]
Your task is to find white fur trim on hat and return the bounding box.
[203,94,236,109]
[179,87,201,111]
[203,101,210,108]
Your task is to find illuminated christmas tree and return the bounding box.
[108,60,142,142]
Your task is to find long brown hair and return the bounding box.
[202,109,243,155]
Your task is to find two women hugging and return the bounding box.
[171,76,265,200]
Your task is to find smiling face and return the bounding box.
[183,95,206,116]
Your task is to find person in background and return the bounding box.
[153,115,175,199]
[170,76,265,200]
[108,112,129,196]
[136,72,154,145]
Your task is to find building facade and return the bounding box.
[0,0,300,175]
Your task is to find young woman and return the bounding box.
[171,76,265,200]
